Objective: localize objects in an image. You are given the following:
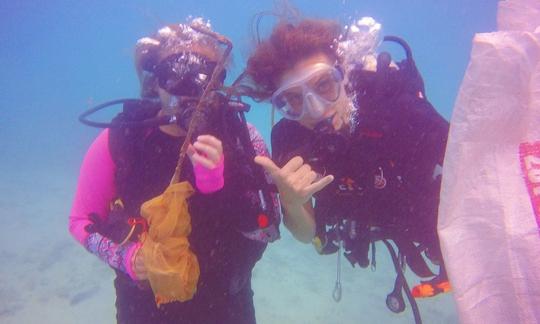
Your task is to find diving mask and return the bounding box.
[153,52,226,97]
[271,63,343,121]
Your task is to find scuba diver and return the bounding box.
[69,18,279,324]
[242,15,450,323]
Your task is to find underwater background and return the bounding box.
[0,0,497,323]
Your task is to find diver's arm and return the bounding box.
[69,129,116,244]
[282,200,316,243]
[254,155,334,243]
[68,129,141,280]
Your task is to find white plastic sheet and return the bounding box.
[438,0,540,323]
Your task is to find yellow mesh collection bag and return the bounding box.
[140,181,200,306]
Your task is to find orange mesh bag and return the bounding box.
[140,181,199,305]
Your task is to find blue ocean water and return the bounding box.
[0,1,498,323]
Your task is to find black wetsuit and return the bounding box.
[108,108,276,324]
[271,83,449,277]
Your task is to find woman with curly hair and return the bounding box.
[245,15,449,302]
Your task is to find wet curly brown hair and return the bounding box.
[245,19,342,100]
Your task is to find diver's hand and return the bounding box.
[188,135,224,193]
[187,135,223,169]
[254,155,334,207]
[132,248,148,280]
[85,212,133,244]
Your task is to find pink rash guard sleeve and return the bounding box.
[69,129,141,280]
[193,155,225,193]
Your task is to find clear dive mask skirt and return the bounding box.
[271,63,343,120]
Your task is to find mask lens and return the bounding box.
[271,65,343,120]
[154,52,218,96]
[308,69,341,102]
[272,86,304,120]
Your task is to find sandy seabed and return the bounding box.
[0,170,458,324]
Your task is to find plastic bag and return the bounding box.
[438,0,540,323]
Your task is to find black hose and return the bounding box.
[383,36,413,61]
[382,35,426,98]
[382,239,422,324]
[78,99,133,128]
[78,98,169,129]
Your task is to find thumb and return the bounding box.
[187,144,196,158]
[88,212,101,224]
[187,144,199,166]
[254,155,280,174]
[84,223,96,234]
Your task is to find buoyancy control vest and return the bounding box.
[108,97,279,293]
